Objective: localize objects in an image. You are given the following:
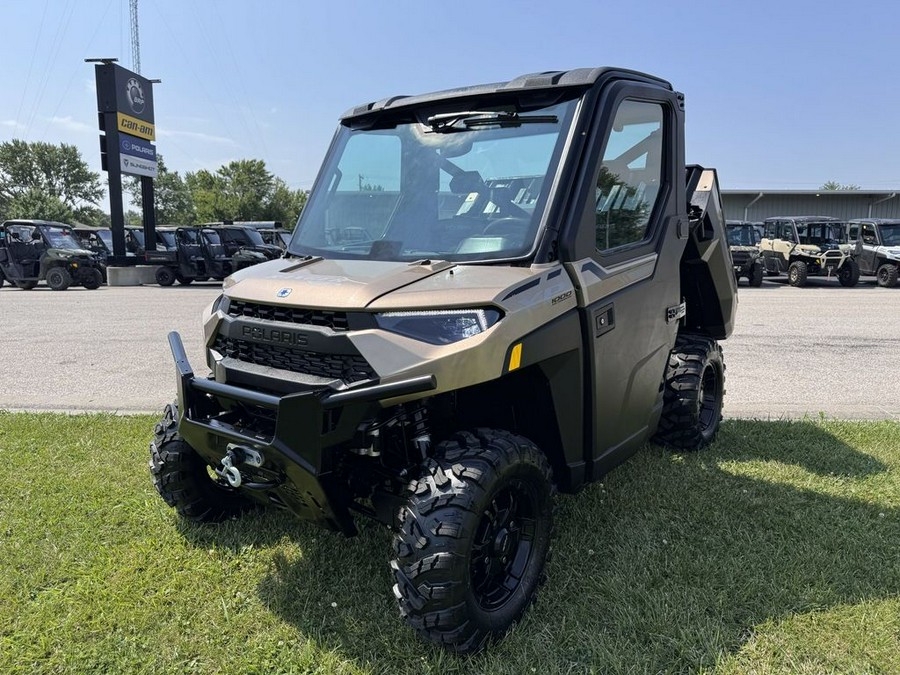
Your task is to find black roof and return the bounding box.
[2,219,72,228]
[763,216,840,223]
[847,218,900,225]
[341,67,672,123]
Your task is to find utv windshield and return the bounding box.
[222,228,265,246]
[43,227,84,250]
[158,231,176,249]
[97,230,114,249]
[797,223,846,245]
[880,224,900,246]
[726,225,759,246]
[289,97,579,262]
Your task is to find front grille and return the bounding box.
[731,250,751,266]
[228,300,349,331]
[213,336,375,384]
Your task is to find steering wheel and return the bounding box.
[483,217,530,237]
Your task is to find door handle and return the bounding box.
[593,303,614,337]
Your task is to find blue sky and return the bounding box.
[2,0,899,201]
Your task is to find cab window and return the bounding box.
[594,100,664,251]
[861,223,878,244]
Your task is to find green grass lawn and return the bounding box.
[0,413,897,674]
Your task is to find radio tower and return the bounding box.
[129,0,141,74]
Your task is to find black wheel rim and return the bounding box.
[469,480,536,611]
[879,268,888,284]
[697,363,722,438]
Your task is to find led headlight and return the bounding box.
[374,308,502,345]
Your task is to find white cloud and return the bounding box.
[1,119,26,130]
[46,116,94,133]
[156,128,239,146]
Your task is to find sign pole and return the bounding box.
[140,175,157,252]
[104,109,128,262]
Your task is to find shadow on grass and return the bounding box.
[178,419,899,673]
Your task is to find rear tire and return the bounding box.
[876,262,899,288]
[748,264,764,287]
[46,267,72,291]
[175,272,194,285]
[149,402,253,522]
[81,268,103,290]
[391,429,555,653]
[155,266,176,287]
[838,259,860,287]
[788,261,808,287]
[653,334,725,450]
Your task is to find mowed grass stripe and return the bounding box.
[0,413,897,674]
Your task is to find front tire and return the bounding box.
[46,267,72,291]
[155,266,176,287]
[748,264,764,287]
[391,429,555,653]
[149,402,253,522]
[876,262,899,288]
[838,259,860,287]
[788,260,808,287]
[653,334,725,450]
[81,268,103,290]
[175,272,194,285]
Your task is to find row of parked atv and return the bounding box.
[727,217,900,288]
[0,220,290,290]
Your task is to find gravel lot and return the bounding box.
[1,278,898,419]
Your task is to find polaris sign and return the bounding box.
[120,135,157,161]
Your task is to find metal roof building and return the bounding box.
[722,190,900,221]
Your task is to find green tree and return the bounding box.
[4,188,74,222]
[186,159,307,225]
[821,181,861,190]
[72,205,112,227]
[0,140,103,219]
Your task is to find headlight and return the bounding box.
[374,308,502,345]
[211,294,229,314]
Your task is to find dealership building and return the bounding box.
[722,190,900,222]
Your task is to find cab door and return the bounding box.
[562,82,686,478]
[859,222,879,273]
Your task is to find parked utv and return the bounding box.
[0,220,104,290]
[146,226,266,286]
[726,220,763,286]
[846,218,900,287]
[124,226,177,256]
[207,224,283,260]
[759,216,859,287]
[149,67,737,652]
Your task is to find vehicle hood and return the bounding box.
[224,257,539,309]
[729,245,758,253]
[49,247,95,258]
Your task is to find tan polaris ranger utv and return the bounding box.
[149,67,737,652]
[759,216,859,287]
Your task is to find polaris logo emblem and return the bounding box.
[242,325,308,346]
[276,287,292,298]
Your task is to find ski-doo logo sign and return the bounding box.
[276,288,292,298]
[126,77,145,114]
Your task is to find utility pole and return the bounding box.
[130,0,141,74]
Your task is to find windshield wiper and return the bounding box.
[426,111,557,133]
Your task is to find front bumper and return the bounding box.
[168,331,435,535]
